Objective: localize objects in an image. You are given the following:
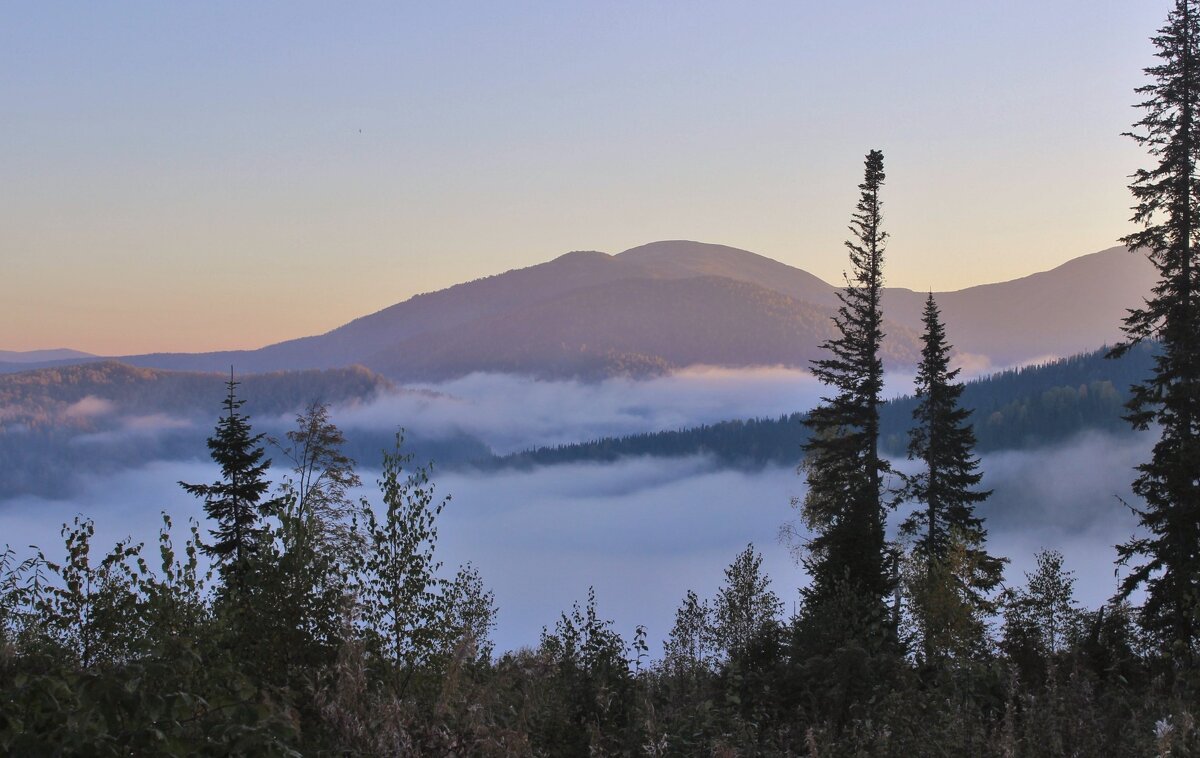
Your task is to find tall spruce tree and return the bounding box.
[900,293,1005,663]
[1110,0,1200,664]
[799,149,892,632]
[179,370,282,591]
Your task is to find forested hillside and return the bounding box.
[0,362,489,499]
[494,342,1156,469]
[0,362,392,428]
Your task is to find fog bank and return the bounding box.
[331,366,829,455]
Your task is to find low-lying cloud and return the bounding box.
[61,395,116,421]
[8,365,1039,502]
[952,352,1064,381]
[72,413,196,446]
[331,367,830,455]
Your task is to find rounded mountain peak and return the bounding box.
[616,240,763,264]
[614,240,838,306]
[549,249,614,264]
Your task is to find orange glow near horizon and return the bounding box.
[0,2,1162,355]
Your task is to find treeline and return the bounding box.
[0,393,502,754]
[496,341,1156,470]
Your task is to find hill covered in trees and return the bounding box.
[0,362,489,499]
[493,342,1157,470]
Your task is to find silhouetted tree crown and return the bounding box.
[799,149,893,637]
[179,370,282,589]
[900,293,1005,664]
[1110,0,1200,665]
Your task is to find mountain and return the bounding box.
[0,348,95,372]
[365,275,921,380]
[12,241,1156,381]
[112,249,655,374]
[880,246,1156,366]
[0,348,93,363]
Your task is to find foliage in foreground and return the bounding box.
[2,504,1198,756]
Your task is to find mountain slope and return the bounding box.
[365,276,922,381]
[107,250,663,374]
[881,246,1156,366]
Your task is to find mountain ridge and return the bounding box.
[0,348,94,364]
[5,241,1156,381]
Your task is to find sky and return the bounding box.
[0,1,1169,355]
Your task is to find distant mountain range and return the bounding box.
[2,241,1156,381]
[0,348,94,365]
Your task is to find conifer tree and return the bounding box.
[179,370,282,591]
[1111,0,1200,664]
[799,149,892,631]
[900,293,1005,663]
[1001,550,1081,668]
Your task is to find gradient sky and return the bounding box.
[0,1,1168,355]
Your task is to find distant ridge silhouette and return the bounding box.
[4,242,1155,381]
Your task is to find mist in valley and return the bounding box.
[0,367,1150,656]
[330,366,830,455]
